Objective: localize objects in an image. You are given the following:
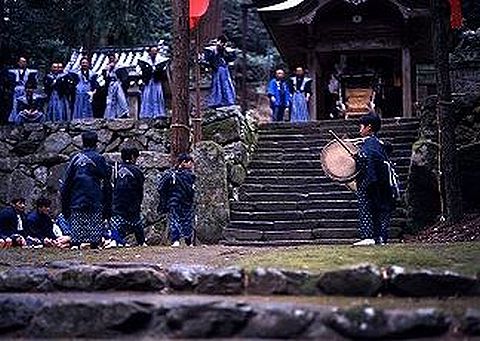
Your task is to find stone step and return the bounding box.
[231,200,359,211]
[247,165,410,177]
[221,238,363,246]
[230,208,404,221]
[258,126,419,134]
[258,131,419,142]
[239,191,356,202]
[228,218,406,231]
[257,139,416,149]
[240,183,354,194]
[253,149,412,161]
[239,182,409,195]
[256,142,414,154]
[242,175,409,186]
[223,227,401,241]
[259,118,420,130]
[248,158,411,170]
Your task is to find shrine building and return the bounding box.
[252,0,434,119]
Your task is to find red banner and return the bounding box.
[190,0,210,30]
[450,0,463,29]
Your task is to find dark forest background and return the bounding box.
[0,0,479,75]
[0,0,282,80]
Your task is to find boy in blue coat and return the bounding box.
[354,113,395,246]
[107,147,146,247]
[158,153,196,247]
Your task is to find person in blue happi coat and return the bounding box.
[72,57,99,120]
[0,198,27,248]
[103,53,130,119]
[289,66,312,122]
[204,35,237,108]
[15,79,46,125]
[25,197,71,248]
[8,57,38,124]
[61,131,112,248]
[44,62,71,122]
[157,153,196,247]
[138,46,167,119]
[353,113,397,246]
[106,146,146,248]
[267,68,291,122]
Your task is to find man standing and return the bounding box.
[157,153,196,247]
[289,66,312,122]
[138,46,167,118]
[8,57,38,123]
[204,35,237,108]
[61,131,112,248]
[354,113,395,246]
[44,62,71,122]
[267,69,290,122]
[103,53,130,119]
[72,58,99,120]
[107,147,145,247]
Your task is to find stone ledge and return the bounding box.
[0,294,475,339]
[0,264,479,298]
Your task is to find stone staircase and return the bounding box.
[224,118,420,246]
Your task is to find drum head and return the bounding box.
[321,140,359,183]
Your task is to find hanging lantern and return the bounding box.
[450,0,462,29]
[190,0,210,30]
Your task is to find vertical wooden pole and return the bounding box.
[402,46,412,118]
[171,0,191,159]
[431,0,463,224]
[193,26,203,145]
[241,3,249,112]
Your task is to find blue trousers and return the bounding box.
[271,106,287,122]
[168,206,194,242]
[357,185,391,243]
[110,215,145,245]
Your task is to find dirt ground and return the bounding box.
[1,242,479,275]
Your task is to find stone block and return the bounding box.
[43,132,72,154]
[203,116,242,145]
[0,268,51,292]
[195,267,245,295]
[388,266,478,297]
[327,306,450,339]
[94,268,166,291]
[317,265,383,297]
[461,308,480,336]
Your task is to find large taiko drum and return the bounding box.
[321,139,359,184]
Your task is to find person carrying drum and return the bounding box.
[353,113,395,246]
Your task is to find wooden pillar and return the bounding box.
[306,25,318,121]
[171,0,191,158]
[402,46,413,117]
[307,51,318,121]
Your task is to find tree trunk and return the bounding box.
[171,0,191,159]
[431,0,463,224]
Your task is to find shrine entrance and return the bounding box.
[321,49,403,119]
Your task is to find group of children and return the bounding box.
[0,131,196,250]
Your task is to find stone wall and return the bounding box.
[201,106,258,200]
[0,107,257,245]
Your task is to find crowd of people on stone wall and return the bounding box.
[0,131,196,249]
[0,35,241,126]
